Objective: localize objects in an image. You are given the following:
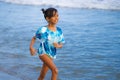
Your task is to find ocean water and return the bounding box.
[0,0,120,10]
[0,1,120,80]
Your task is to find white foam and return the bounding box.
[1,0,120,10]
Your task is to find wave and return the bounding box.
[0,0,120,10]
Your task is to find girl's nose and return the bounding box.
[55,14,59,19]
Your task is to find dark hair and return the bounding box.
[41,8,57,19]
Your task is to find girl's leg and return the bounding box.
[38,63,49,80]
[39,54,58,80]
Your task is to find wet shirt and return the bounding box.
[35,26,65,59]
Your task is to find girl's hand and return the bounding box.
[29,47,37,56]
[53,42,63,48]
[29,36,36,56]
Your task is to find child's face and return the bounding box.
[47,11,59,25]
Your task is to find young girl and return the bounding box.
[29,8,65,80]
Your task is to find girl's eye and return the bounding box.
[55,14,58,17]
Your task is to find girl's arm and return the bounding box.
[53,42,63,48]
[29,36,37,56]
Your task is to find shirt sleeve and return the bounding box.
[59,33,65,44]
[35,27,42,39]
[57,27,65,44]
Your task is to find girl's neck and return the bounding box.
[48,24,56,32]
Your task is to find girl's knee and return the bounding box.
[55,68,58,74]
[52,68,58,74]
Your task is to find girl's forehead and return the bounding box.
[53,11,58,16]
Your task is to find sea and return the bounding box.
[0,0,120,80]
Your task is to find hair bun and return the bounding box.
[41,8,45,14]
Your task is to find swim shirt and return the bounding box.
[35,26,65,59]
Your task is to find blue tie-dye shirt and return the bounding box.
[35,26,65,59]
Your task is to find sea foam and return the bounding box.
[0,0,120,10]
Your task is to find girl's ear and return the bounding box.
[46,17,50,22]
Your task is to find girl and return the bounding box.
[29,8,65,80]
